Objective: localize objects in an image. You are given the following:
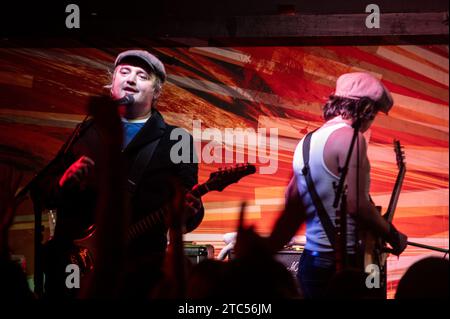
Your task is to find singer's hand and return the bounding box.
[59,156,95,189]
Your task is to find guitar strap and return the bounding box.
[302,131,337,249]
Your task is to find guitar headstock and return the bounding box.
[206,163,256,192]
[394,139,406,170]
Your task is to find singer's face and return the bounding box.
[111,63,157,111]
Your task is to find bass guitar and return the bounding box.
[360,140,406,293]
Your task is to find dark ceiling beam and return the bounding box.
[1,10,448,46]
[153,12,449,38]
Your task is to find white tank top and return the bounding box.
[293,122,358,253]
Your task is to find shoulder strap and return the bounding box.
[127,137,162,194]
[302,131,337,249]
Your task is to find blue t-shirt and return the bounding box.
[122,117,149,148]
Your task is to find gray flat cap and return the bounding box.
[114,49,166,82]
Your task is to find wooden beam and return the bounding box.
[154,12,449,38]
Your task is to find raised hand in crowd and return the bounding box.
[78,95,128,298]
[0,164,23,257]
[0,163,34,300]
[267,175,306,253]
[152,179,193,298]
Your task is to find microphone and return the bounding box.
[114,94,135,105]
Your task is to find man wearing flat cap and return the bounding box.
[286,72,408,298]
[38,50,203,298]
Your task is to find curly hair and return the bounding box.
[323,95,379,122]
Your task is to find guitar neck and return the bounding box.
[191,183,209,198]
[126,181,209,243]
[384,167,406,223]
[126,207,166,243]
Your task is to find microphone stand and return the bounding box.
[332,116,363,273]
[15,114,90,298]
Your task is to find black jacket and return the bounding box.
[36,109,203,255]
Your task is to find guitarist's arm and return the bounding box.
[173,133,204,233]
[185,191,204,233]
[267,175,306,253]
[341,130,407,256]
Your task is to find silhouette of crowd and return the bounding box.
[1,162,448,301]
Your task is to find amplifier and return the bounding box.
[183,243,214,264]
[273,249,303,276]
[229,247,303,277]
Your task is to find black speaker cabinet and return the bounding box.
[183,243,214,264]
[229,248,303,277]
[273,249,302,276]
